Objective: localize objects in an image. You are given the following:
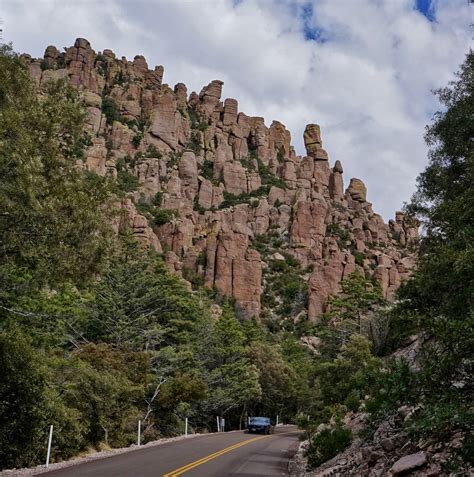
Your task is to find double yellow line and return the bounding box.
[162,434,269,476]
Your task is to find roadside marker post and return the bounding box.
[46,425,53,467]
[216,416,220,432]
[185,417,188,436]
[276,415,279,426]
[137,420,141,446]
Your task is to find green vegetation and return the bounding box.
[364,51,474,462]
[112,70,129,87]
[262,254,308,318]
[101,96,121,125]
[219,186,271,208]
[115,157,140,193]
[132,132,143,148]
[136,195,178,226]
[0,43,472,474]
[199,159,217,183]
[305,422,353,469]
[186,130,202,154]
[257,157,287,189]
[326,222,351,249]
[153,208,179,226]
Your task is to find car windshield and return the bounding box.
[249,417,270,425]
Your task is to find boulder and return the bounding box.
[303,123,322,157]
[347,178,367,202]
[389,452,427,476]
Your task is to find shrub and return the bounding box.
[132,133,142,148]
[199,160,215,181]
[101,97,120,125]
[305,423,352,469]
[344,389,360,412]
[257,158,287,189]
[240,156,256,171]
[146,145,162,159]
[353,251,364,266]
[112,70,128,86]
[116,170,139,193]
[186,131,202,154]
[40,60,52,71]
[154,209,178,226]
[153,192,163,207]
[326,223,350,243]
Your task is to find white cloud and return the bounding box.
[1,0,471,218]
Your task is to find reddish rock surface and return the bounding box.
[26,38,419,320]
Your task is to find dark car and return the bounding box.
[247,416,273,434]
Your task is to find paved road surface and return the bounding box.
[43,426,301,477]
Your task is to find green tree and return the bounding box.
[199,304,261,427]
[315,334,382,413]
[367,52,473,469]
[86,239,210,352]
[325,272,386,348]
[401,51,473,353]
[0,45,114,289]
[0,329,49,469]
[247,342,297,421]
[48,345,146,448]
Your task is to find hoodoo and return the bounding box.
[24,38,418,321]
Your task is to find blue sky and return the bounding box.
[415,0,435,21]
[1,0,471,219]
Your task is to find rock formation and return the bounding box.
[23,38,419,321]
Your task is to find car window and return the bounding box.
[249,417,270,424]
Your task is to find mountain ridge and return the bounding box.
[22,37,419,322]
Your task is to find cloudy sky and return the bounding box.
[1,0,471,219]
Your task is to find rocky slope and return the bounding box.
[22,38,418,322]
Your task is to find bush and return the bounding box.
[101,96,120,125]
[153,192,163,207]
[0,330,49,469]
[154,209,178,226]
[116,170,139,193]
[326,223,351,247]
[132,133,142,148]
[199,160,215,181]
[305,423,352,469]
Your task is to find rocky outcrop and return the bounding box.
[289,408,470,476]
[25,38,419,320]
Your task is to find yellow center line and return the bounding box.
[162,431,298,477]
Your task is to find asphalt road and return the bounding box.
[43,425,301,477]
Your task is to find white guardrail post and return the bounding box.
[137,420,141,446]
[185,417,188,436]
[46,425,53,467]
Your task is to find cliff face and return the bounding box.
[23,38,418,322]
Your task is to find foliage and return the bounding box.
[315,335,383,414]
[0,329,49,469]
[326,223,351,248]
[154,208,179,226]
[0,46,114,288]
[199,159,215,182]
[400,51,474,351]
[257,157,287,189]
[85,241,210,350]
[132,132,143,148]
[324,272,386,347]
[363,53,474,470]
[115,158,140,193]
[101,96,121,125]
[305,422,352,469]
